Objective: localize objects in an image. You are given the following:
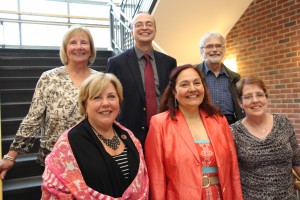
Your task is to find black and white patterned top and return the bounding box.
[112,147,130,179]
[10,66,97,166]
[230,114,300,200]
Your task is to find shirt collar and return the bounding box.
[134,47,154,60]
[204,62,229,77]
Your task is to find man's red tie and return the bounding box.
[144,54,157,126]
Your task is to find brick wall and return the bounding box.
[226,0,300,143]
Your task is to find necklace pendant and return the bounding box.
[90,125,121,150]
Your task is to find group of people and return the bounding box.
[0,11,299,200]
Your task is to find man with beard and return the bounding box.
[196,32,243,124]
[107,12,177,147]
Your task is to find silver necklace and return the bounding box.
[91,125,120,150]
[245,118,267,133]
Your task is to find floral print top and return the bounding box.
[9,66,97,166]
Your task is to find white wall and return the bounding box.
[152,0,253,65]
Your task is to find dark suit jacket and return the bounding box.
[107,48,177,146]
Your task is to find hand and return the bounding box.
[0,158,15,179]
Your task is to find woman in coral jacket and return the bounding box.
[145,64,243,200]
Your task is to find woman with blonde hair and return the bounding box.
[42,72,149,199]
[0,25,97,177]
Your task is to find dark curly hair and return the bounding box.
[159,64,222,120]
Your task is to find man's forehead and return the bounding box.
[205,37,222,44]
[132,14,154,23]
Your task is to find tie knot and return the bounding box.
[144,54,150,61]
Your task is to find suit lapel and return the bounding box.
[153,51,167,95]
[175,111,200,163]
[126,48,146,102]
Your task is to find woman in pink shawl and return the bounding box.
[41,72,149,199]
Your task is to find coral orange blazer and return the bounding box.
[145,110,243,200]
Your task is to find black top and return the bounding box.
[68,119,140,198]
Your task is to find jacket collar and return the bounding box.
[174,110,220,164]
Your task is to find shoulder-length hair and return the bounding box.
[60,25,96,66]
[159,64,222,120]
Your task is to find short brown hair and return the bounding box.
[236,77,268,99]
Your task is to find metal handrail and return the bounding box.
[0,18,108,28]
[0,9,109,21]
[0,9,109,28]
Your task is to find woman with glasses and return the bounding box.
[230,77,300,200]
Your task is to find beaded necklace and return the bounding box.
[91,125,120,150]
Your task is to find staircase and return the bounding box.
[0,48,114,199]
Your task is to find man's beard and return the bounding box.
[207,56,223,64]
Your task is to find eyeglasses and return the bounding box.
[134,21,155,29]
[241,92,266,102]
[202,44,224,50]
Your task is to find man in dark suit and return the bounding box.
[107,12,177,147]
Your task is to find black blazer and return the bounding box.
[107,48,177,146]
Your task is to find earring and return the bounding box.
[174,98,177,108]
[241,109,244,113]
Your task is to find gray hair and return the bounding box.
[198,32,226,49]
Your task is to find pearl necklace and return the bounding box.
[91,125,120,150]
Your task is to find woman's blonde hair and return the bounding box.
[60,25,96,66]
[78,72,123,115]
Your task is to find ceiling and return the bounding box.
[152,0,253,65]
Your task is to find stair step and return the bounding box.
[0,57,109,67]
[5,153,43,180]
[1,117,23,137]
[3,175,42,191]
[91,65,106,72]
[3,176,42,200]
[0,66,55,77]
[0,48,113,58]
[0,57,62,66]
[0,89,34,103]
[0,49,59,57]
[0,77,39,90]
[1,102,30,119]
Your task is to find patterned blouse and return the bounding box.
[9,66,97,166]
[230,114,300,200]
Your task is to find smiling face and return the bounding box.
[86,83,120,130]
[131,13,156,46]
[174,68,205,111]
[201,36,225,65]
[239,84,268,118]
[66,32,91,65]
